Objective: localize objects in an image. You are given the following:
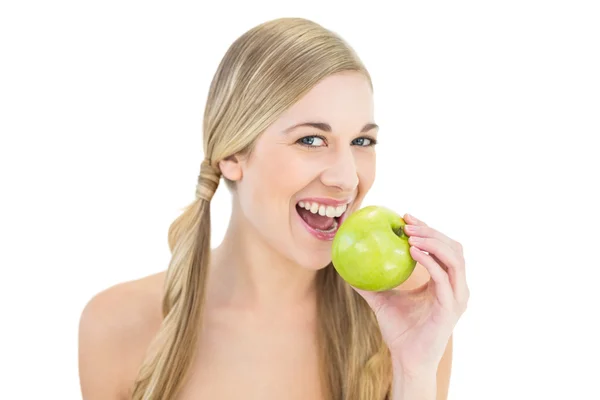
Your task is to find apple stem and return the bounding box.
[393,226,404,238]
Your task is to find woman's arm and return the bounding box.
[435,336,453,399]
[391,335,453,400]
[392,370,437,400]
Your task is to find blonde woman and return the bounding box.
[78,17,469,400]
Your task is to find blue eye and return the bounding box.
[352,137,377,146]
[296,135,377,149]
[297,136,326,147]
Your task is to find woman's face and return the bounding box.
[227,71,377,270]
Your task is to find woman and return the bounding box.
[78,17,469,400]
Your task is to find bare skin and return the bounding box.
[79,263,450,399]
[79,72,453,399]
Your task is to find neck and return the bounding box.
[207,205,319,314]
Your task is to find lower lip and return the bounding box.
[295,206,350,241]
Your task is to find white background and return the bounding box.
[1,1,598,399]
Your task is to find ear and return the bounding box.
[218,155,243,182]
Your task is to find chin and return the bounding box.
[291,248,333,271]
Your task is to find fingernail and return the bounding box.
[409,236,421,243]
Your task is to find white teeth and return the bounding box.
[325,206,336,218]
[298,201,349,218]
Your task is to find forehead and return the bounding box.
[270,71,374,133]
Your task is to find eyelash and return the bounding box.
[296,135,378,149]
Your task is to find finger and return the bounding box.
[436,251,469,307]
[410,245,454,307]
[426,241,468,306]
[409,236,465,299]
[404,213,428,227]
[405,214,468,305]
[408,236,462,274]
[403,224,461,254]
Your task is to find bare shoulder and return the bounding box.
[78,271,166,399]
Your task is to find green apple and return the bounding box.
[331,205,417,291]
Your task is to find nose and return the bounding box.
[320,146,359,193]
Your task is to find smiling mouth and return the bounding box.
[295,201,350,233]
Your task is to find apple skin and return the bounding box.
[331,205,417,291]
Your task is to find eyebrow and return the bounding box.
[283,122,379,134]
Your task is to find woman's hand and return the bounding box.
[352,213,470,379]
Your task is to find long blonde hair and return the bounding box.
[131,17,392,400]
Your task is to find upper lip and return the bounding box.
[297,196,354,207]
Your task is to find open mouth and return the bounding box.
[295,200,351,237]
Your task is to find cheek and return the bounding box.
[252,146,315,196]
[357,154,377,191]
[239,148,306,224]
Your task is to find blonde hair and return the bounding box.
[131,17,392,400]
